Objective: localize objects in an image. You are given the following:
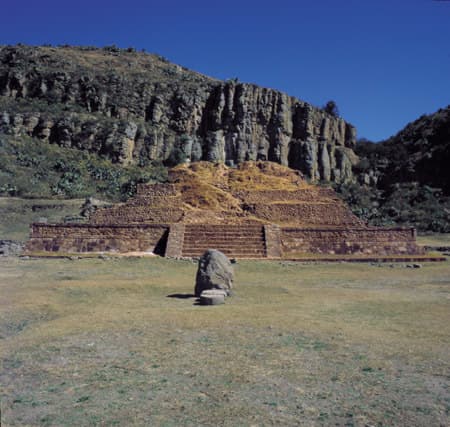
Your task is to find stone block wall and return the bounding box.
[26,224,169,254]
[165,223,185,258]
[236,188,338,203]
[89,183,184,225]
[25,223,424,258]
[280,227,424,256]
[136,183,178,197]
[264,224,282,258]
[247,203,365,227]
[90,206,184,225]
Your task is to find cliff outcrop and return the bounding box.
[0,45,357,183]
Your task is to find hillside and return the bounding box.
[0,44,357,202]
[359,105,450,193]
[1,44,448,233]
[337,106,450,232]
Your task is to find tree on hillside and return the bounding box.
[324,100,339,117]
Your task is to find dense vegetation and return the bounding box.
[0,135,167,201]
[335,106,450,232]
[335,181,450,232]
[357,106,450,193]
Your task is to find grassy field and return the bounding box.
[416,233,450,247]
[0,197,84,241]
[1,256,449,426]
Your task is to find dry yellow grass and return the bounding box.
[1,256,449,426]
[226,161,309,192]
[38,46,218,82]
[417,233,450,247]
[171,161,311,196]
[165,161,323,224]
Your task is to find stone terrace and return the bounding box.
[25,162,427,259]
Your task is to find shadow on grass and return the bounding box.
[166,293,196,299]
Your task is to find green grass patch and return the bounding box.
[0,256,449,426]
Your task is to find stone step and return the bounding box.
[184,233,264,237]
[184,227,264,231]
[183,242,265,250]
[183,240,264,245]
[183,249,266,255]
[184,228,264,234]
[181,251,266,258]
[184,235,264,240]
[184,237,264,242]
[183,253,266,258]
[186,225,263,229]
[183,238,264,244]
[183,237,265,243]
[183,224,266,258]
[182,245,265,252]
[185,230,264,234]
[183,245,265,250]
[184,231,264,235]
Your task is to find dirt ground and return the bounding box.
[0,256,449,426]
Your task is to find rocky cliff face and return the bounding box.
[0,45,358,183]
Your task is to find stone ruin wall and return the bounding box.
[234,187,366,227]
[90,206,184,225]
[25,223,424,257]
[26,182,183,253]
[26,224,169,254]
[135,183,179,197]
[234,188,339,203]
[91,180,367,229]
[280,227,424,256]
[90,184,184,225]
[24,177,425,257]
[247,203,365,227]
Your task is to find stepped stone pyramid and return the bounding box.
[26,162,424,259]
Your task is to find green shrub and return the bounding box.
[335,181,450,232]
[164,146,187,167]
[0,135,168,201]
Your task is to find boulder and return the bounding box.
[195,249,234,297]
[0,240,24,256]
[199,289,227,306]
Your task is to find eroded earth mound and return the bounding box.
[90,161,365,227]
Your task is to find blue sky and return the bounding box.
[2,0,449,141]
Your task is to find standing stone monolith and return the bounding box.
[195,250,234,297]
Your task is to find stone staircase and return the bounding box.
[181,224,267,258]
